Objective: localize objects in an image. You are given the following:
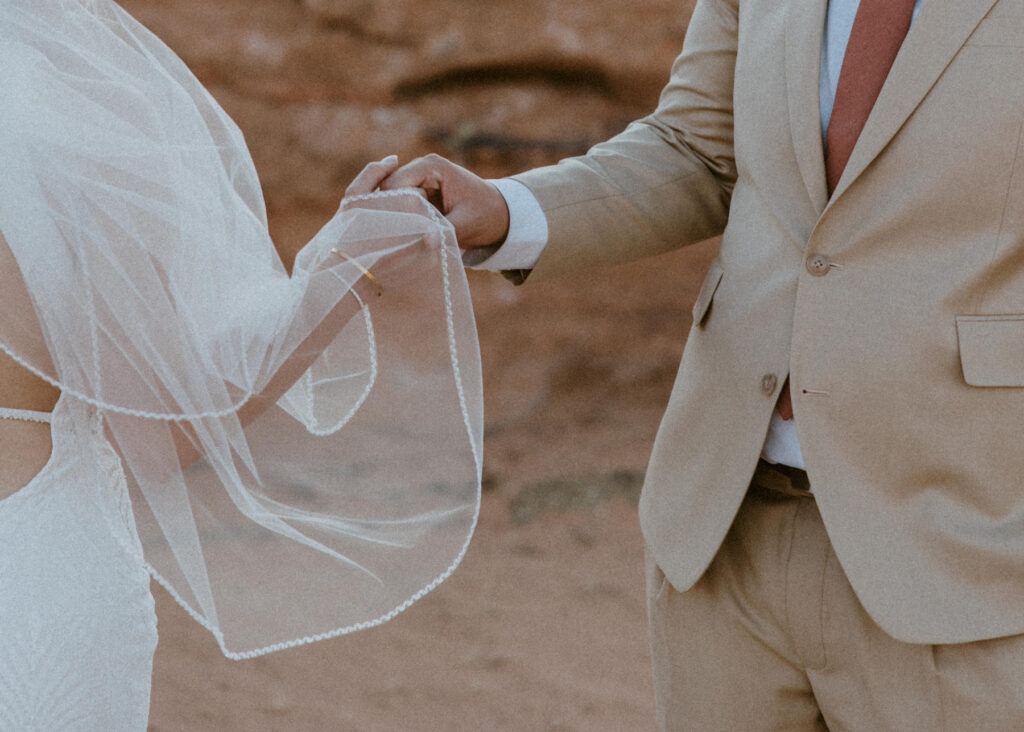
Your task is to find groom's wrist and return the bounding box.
[462,179,548,272]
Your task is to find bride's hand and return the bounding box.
[348,154,510,251]
[325,189,451,300]
[346,154,402,197]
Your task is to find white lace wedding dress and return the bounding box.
[0,400,157,730]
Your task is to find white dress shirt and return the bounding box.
[469,0,925,470]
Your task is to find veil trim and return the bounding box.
[148,217,482,659]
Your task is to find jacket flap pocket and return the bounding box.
[692,259,724,327]
[956,315,1024,386]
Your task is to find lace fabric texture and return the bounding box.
[0,397,157,730]
[0,0,483,656]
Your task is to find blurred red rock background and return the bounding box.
[117,1,718,729]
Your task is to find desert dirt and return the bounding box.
[118,1,717,729]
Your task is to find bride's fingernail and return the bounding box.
[382,154,399,166]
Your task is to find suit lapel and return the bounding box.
[784,0,830,215]
[827,0,1000,202]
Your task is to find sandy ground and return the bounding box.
[147,219,718,730]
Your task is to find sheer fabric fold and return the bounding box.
[0,0,482,657]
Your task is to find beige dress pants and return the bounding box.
[646,462,1024,731]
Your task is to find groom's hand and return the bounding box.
[347,154,510,251]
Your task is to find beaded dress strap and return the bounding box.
[0,407,52,424]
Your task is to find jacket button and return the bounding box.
[806,254,832,276]
[761,373,778,395]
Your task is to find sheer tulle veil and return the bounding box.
[0,0,483,656]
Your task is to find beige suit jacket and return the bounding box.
[513,0,1024,644]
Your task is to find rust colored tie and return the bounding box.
[779,0,915,421]
[824,0,917,195]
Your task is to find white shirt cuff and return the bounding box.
[462,179,549,271]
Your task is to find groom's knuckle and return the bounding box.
[423,153,449,170]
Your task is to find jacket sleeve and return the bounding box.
[511,0,739,282]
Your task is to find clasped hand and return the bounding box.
[347,154,511,251]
